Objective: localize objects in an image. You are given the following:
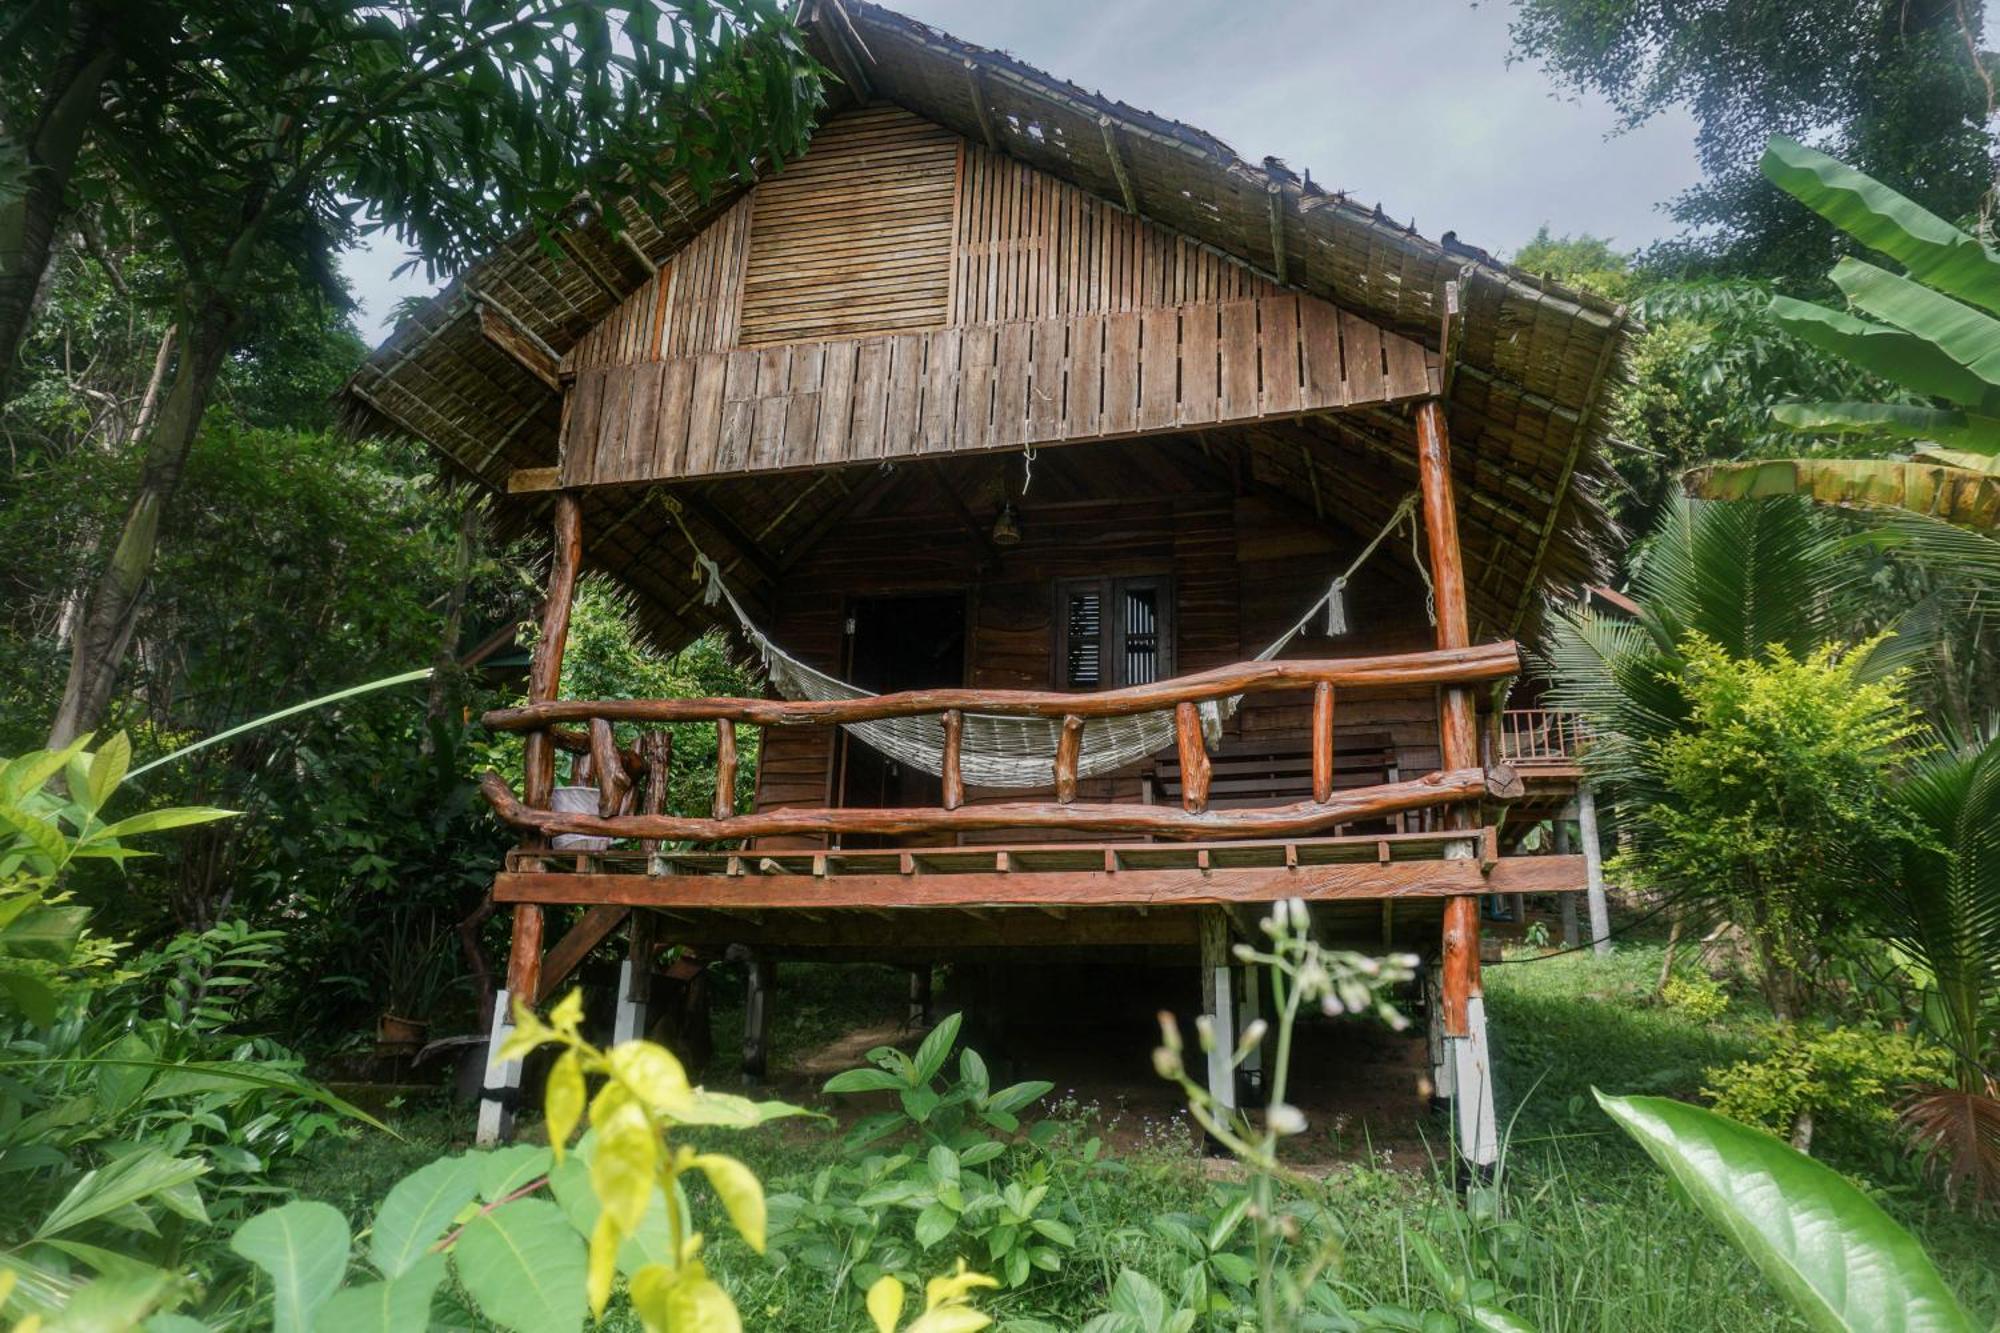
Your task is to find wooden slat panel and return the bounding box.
[814,338,857,464]
[882,332,926,456]
[1178,303,1218,426]
[1219,300,1260,421]
[1028,318,1065,440]
[739,107,959,346]
[1102,312,1140,436]
[1260,295,1301,416]
[1138,307,1178,432]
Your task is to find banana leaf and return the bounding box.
[1689,459,2000,532]
[1769,297,1999,411]
[1762,136,2000,317]
[1769,402,2000,455]
[1832,259,2000,392]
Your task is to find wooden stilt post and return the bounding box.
[1415,398,1498,1180]
[1199,908,1237,1121]
[483,492,582,1143]
[742,959,775,1084]
[1555,815,1580,947]
[1578,784,1611,957]
[1425,963,1453,1112]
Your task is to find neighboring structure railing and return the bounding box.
[1496,707,1589,768]
[478,642,1528,846]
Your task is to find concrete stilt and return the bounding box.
[1449,993,1498,1179]
[742,959,775,1083]
[1555,817,1579,947]
[1578,785,1611,956]
[477,987,521,1147]
[1199,910,1237,1119]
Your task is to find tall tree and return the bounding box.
[1506,0,1994,281]
[27,0,821,746]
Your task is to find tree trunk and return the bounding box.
[47,290,234,747]
[1655,911,1683,998]
[422,496,481,746]
[0,4,114,406]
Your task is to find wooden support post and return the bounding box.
[1310,681,1335,803]
[1579,784,1611,957]
[742,959,775,1083]
[1199,909,1237,1118]
[505,902,546,1017]
[589,717,630,817]
[1176,702,1211,814]
[640,730,671,868]
[1554,816,1580,947]
[1053,713,1083,804]
[1425,964,1453,1111]
[1099,115,1138,213]
[477,986,522,1146]
[1417,398,1497,1180]
[713,719,737,822]
[941,709,964,811]
[522,493,584,857]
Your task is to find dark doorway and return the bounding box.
[838,593,967,832]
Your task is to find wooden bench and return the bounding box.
[1143,729,1418,833]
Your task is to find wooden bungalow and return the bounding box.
[345,1,1627,1169]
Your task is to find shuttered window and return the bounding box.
[1055,576,1173,690]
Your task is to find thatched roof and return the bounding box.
[344,0,1628,651]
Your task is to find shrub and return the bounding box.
[1702,1023,1948,1156]
[1662,973,1731,1023]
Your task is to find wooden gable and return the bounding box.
[553,105,1436,491]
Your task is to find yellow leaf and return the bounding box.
[549,987,586,1036]
[591,1097,657,1235]
[925,1260,1000,1309]
[690,1153,766,1253]
[866,1274,907,1333]
[546,1049,585,1165]
[607,1040,692,1112]
[587,1211,620,1317]
[631,1259,742,1333]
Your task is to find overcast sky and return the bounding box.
[338,0,1705,346]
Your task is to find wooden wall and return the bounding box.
[554,106,1437,487]
[746,445,1443,846]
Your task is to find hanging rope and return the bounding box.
[654,490,1429,788]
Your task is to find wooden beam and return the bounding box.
[1437,277,1465,400]
[1098,115,1138,213]
[522,494,584,815]
[485,641,1522,730]
[534,905,630,1004]
[964,59,999,150]
[494,853,1587,912]
[476,300,562,393]
[483,765,1519,843]
[1266,183,1288,286]
[508,466,562,494]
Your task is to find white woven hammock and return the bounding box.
[665,492,1429,790]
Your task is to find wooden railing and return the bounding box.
[1495,708,1588,768]
[479,642,1526,845]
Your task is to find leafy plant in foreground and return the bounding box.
[778,1014,1073,1296]
[1599,1090,1979,1332]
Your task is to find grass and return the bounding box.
[281,933,2000,1331]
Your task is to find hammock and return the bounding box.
[663,492,1431,790]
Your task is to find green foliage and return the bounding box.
[1505,0,1992,282]
[1599,1090,1979,1332]
[1661,972,1731,1023]
[1510,226,1636,302]
[779,1014,1070,1301]
[1702,1023,1949,1154]
[1624,634,1922,1017]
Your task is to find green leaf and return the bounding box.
[0,971,58,1025]
[823,1067,906,1095]
[914,1201,955,1248]
[1762,136,2000,317]
[912,1012,961,1083]
[315,1252,447,1333]
[43,1270,173,1332]
[88,807,238,843]
[371,1154,481,1278]
[476,1143,551,1203]
[1769,297,1999,411]
[452,1198,586,1333]
[83,733,131,817]
[38,1150,208,1240]
[1831,258,2000,396]
[1596,1091,1977,1333]
[0,904,88,961]
[1770,402,2000,453]
[1,735,90,803]
[94,1033,155,1115]
[230,1201,351,1333]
